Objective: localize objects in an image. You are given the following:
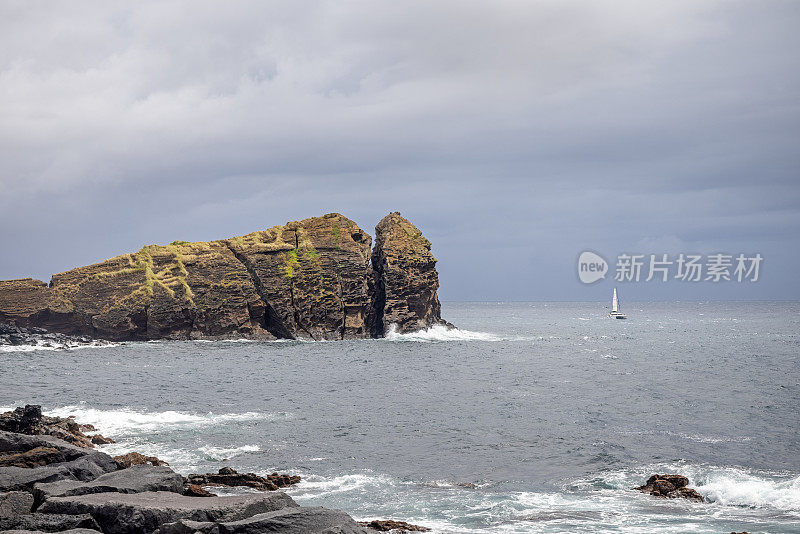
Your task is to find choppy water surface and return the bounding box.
[1,302,799,533]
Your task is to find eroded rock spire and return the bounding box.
[367,212,449,336]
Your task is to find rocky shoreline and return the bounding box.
[0,405,430,533]
[0,325,107,352]
[0,405,719,533]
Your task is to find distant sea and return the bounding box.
[2,302,799,533]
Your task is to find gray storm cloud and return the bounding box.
[1,1,798,300]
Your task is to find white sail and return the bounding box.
[612,288,619,312]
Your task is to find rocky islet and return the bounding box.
[0,213,450,342]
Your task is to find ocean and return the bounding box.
[1,301,798,533]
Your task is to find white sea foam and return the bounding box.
[44,405,285,435]
[384,324,502,342]
[100,439,199,468]
[587,463,800,514]
[94,439,261,473]
[692,467,800,511]
[289,473,396,499]
[0,340,118,352]
[197,444,261,459]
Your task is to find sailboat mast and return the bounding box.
[612,288,619,312]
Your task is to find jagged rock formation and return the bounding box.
[112,452,168,469]
[358,519,431,532]
[635,474,704,502]
[0,213,449,341]
[0,405,99,450]
[187,467,300,492]
[0,419,384,533]
[367,213,450,336]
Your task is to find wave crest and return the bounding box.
[584,463,800,513]
[0,341,118,352]
[384,324,501,342]
[44,405,287,435]
[693,468,800,511]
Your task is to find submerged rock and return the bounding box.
[183,484,213,497]
[0,213,451,341]
[113,452,169,469]
[360,519,431,531]
[635,474,704,502]
[187,467,300,491]
[90,434,115,445]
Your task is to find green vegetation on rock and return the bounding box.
[283,250,298,278]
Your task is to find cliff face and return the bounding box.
[0,213,448,340]
[367,212,449,336]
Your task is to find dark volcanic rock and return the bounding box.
[635,474,704,502]
[0,213,451,341]
[367,212,450,336]
[0,322,99,350]
[0,431,88,466]
[0,490,34,517]
[155,506,370,534]
[90,434,114,445]
[225,214,373,340]
[187,467,300,491]
[0,430,116,492]
[0,511,100,531]
[0,406,98,449]
[37,491,296,534]
[0,406,45,434]
[0,453,117,492]
[360,519,431,531]
[182,484,213,497]
[33,465,184,501]
[0,431,88,457]
[113,452,169,469]
[0,447,68,468]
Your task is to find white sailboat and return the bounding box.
[609,287,627,319]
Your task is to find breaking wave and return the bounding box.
[584,463,800,513]
[289,472,397,500]
[43,404,289,436]
[693,467,800,511]
[0,340,118,352]
[384,324,502,342]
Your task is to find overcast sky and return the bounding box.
[1,1,798,301]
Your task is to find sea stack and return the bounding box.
[0,213,449,341]
[367,212,450,336]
